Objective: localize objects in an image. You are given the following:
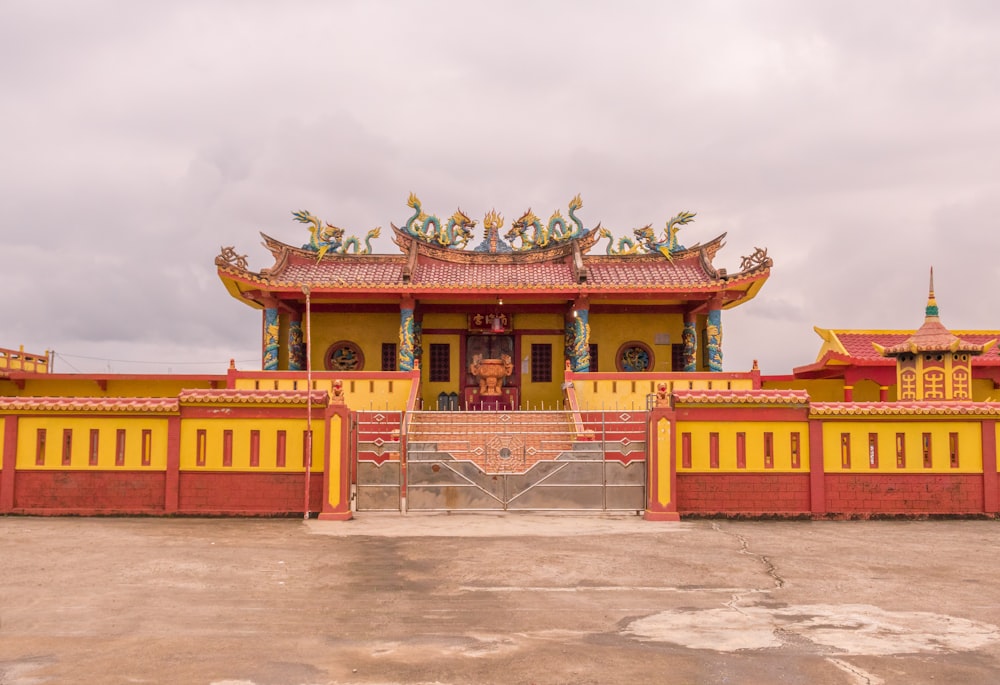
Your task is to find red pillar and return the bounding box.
[1,415,18,512]
[164,415,181,514]
[808,418,826,515]
[319,401,353,520]
[843,385,854,402]
[982,420,998,514]
[644,399,680,521]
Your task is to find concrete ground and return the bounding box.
[1,514,998,685]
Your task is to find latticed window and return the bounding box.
[381,343,397,371]
[531,344,552,383]
[588,344,598,372]
[671,344,685,371]
[429,344,450,382]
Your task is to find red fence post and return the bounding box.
[1,415,18,512]
[808,418,826,516]
[982,420,998,515]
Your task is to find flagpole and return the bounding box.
[302,285,312,520]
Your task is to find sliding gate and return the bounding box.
[401,410,647,512]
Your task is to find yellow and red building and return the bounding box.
[2,198,999,519]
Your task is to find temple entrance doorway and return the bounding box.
[465,334,517,410]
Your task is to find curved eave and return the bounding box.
[217,267,266,309]
[720,266,771,309]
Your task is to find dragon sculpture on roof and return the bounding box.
[599,211,697,260]
[403,193,477,249]
[505,194,591,251]
[292,210,380,260]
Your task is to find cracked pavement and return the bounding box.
[1,515,998,684]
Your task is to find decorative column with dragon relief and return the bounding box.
[399,299,416,372]
[707,309,723,372]
[263,307,280,371]
[683,312,698,372]
[288,313,304,371]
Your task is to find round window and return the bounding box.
[616,342,654,372]
[324,341,364,371]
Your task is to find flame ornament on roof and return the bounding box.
[402,193,477,249]
[292,210,380,260]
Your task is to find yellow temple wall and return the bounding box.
[761,378,845,402]
[178,416,326,472]
[231,374,414,412]
[819,419,983,473]
[675,420,811,472]
[14,416,171,470]
[1,376,221,398]
[420,333,462,409]
[573,374,757,411]
[309,312,399,372]
[519,333,564,409]
[588,312,684,372]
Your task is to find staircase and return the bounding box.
[405,411,585,474]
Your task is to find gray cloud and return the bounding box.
[4,1,999,374]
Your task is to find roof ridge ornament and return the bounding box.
[401,193,477,249]
[292,210,380,260]
[505,194,591,250]
[597,211,697,260]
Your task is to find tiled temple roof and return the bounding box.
[672,389,810,405]
[178,389,330,405]
[810,401,1000,416]
[0,397,179,412]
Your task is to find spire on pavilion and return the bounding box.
[873,268,995,401]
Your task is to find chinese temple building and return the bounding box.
[215,195,773,410]
[3,197,999,520]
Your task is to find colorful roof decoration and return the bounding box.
[874,269,995,357]
[215,195,773,308]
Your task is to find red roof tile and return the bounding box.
[0,397,178,412]
[834,332,1000,362]
[178,389,329,405]
[810,401,1000,416]
[673,389,810,404]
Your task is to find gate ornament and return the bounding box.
[469,354,514,395]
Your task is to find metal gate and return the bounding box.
[352,410,405,511]
[402,410,646,512]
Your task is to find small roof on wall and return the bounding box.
[215,198,773,312]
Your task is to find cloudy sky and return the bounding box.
[4,1,999,375]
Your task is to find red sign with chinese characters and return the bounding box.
[468,312,511,333]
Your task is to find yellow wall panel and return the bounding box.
[179,417,326,472]
[15,416,170,470]
[310,312,399,372]
[676,420,811,472]
[589,313,684,372]
[821,421,982,473]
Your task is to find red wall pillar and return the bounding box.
[164,415,181,514]
[319,401,353,521]
[808,418,826,515]
[982,420,998,514]
[1,415,18,513]
[645,400,680,521]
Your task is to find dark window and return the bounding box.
[116,429,127,467]
[429,344,450,382]
[381,343,397,371]
[588,344,598,372]
[671,343,685,371]
[531,344,552,383]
